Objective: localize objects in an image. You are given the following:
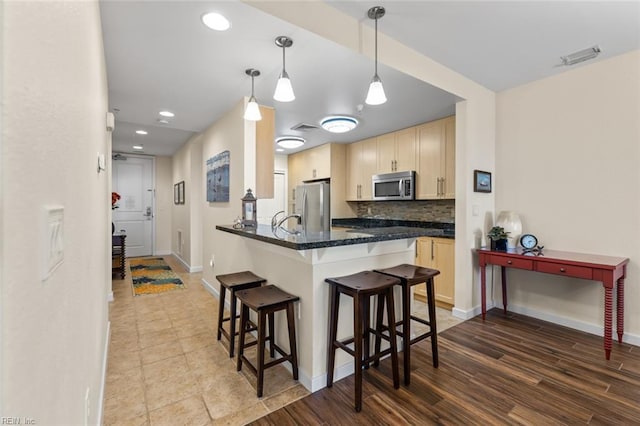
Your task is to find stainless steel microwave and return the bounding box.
[372,171,415,201]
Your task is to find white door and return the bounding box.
[257,172,286,225]
[112,155,154,257]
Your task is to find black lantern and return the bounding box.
[241,188,257,227]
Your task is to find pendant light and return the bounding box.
[273,36,295,102]
[365,6,387,106]
[243,68,262,121]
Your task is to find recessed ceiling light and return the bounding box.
[159,110,175,117]
[157,119,170,124]
[202,12,230,31]
[276,136,305,149]
[320,116,359,133]
[276,148,285,153]
[135,130,148,135]
[133,145,144,150]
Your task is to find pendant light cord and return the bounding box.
[374,15,378,76]
[251,74,255,97]
[282,45,286,73]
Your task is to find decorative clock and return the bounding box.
[519,233,544,254]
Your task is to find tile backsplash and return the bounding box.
[349,199,455,223]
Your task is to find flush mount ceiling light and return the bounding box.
[159,110,175,117]
[273,36,295,102]
[560,45,601,66]
[243,68,262,121]
[157,119,170,124]
[320,116,359,133]
[132,145,144,150]
[365,6,387,106]
[276,136,305,149]
[135,130,148,135]
[201,12,230,31]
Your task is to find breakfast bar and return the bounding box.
[215,222,452,391]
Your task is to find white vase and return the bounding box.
[496,211,522,249]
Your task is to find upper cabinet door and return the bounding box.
[394,127,417,172]
[376,133,395,174]
[417,120,443,199]
[442,116,456,199]
[359,138,377,200]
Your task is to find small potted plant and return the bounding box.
[488,226,510,251]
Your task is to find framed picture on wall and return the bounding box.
[473,170,492,193]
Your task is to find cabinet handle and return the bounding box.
[441,177,445,196]
[431,240,435,261]
[507,260,512,265]
[560,268,566,273]
[313,169,317,178]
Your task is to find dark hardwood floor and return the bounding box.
[251,309,640,425]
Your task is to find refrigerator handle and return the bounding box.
[303,189,308,231]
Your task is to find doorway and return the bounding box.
[112,154,155,257]
[257,171,286,225]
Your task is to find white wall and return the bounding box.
[172,137,194,268]
[155,156,173,255]
[2,1,110,423]
[495,50,640,340]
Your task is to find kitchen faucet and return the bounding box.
[271,210,301,235]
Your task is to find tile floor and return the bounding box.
[104,256,463,425]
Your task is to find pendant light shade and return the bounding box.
[243,68,262,121]
[365,6,387,106]
[273,36,295,102]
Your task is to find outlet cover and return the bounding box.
[42,206,64,281]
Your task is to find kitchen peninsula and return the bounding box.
[215,221,453,392]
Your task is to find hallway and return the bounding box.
[104,256,309,425]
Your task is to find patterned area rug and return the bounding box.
[129,257,185,296]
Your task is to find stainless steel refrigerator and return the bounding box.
[294,182,330,233]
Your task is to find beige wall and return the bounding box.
[2,1,110,423]
[172,137,194,268]
[496,50,640,341]
[155,156,173,255]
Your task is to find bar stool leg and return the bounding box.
[268,312,276,358]
[426,278,439,367]
[373,294,385,367]
[385,288,400,389]
[236,304,249,372]
[402,283,411,385]
[257,310,267,398]
[326,286,339,388]
[353,293,363,412]
[286,302,299,380]
[362,296,370,370]
[217,286,226,341]
[228,292,238,357]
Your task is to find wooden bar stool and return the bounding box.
[374,264,440,385]
[236,285,299,398]
[216,271,266,357]
[325,271,400,412]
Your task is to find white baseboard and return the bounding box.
[172,252,202,273]
[155,250,171,256]
[107,292,114,303]
[506,303,640,347]
[452,300,495,320]
[96,320,111,426]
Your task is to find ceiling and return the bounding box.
[101,1,640,157]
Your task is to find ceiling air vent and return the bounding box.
[291,123,319,132]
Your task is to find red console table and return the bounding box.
[478,248,628,360]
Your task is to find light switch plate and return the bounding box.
[43,206,64,281]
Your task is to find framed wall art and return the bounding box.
[473,170,492,193]
[206,150,230,202]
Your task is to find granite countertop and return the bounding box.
[216,219,454,251]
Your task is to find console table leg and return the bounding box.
[604,286,613,360]
[501,266,508,314]
[616,278,624,343]
[480,264,487,320]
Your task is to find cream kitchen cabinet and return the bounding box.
[376,127,417,174]
[415,236,455,307]
[416,116,455,199]
[346,137,377,200]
